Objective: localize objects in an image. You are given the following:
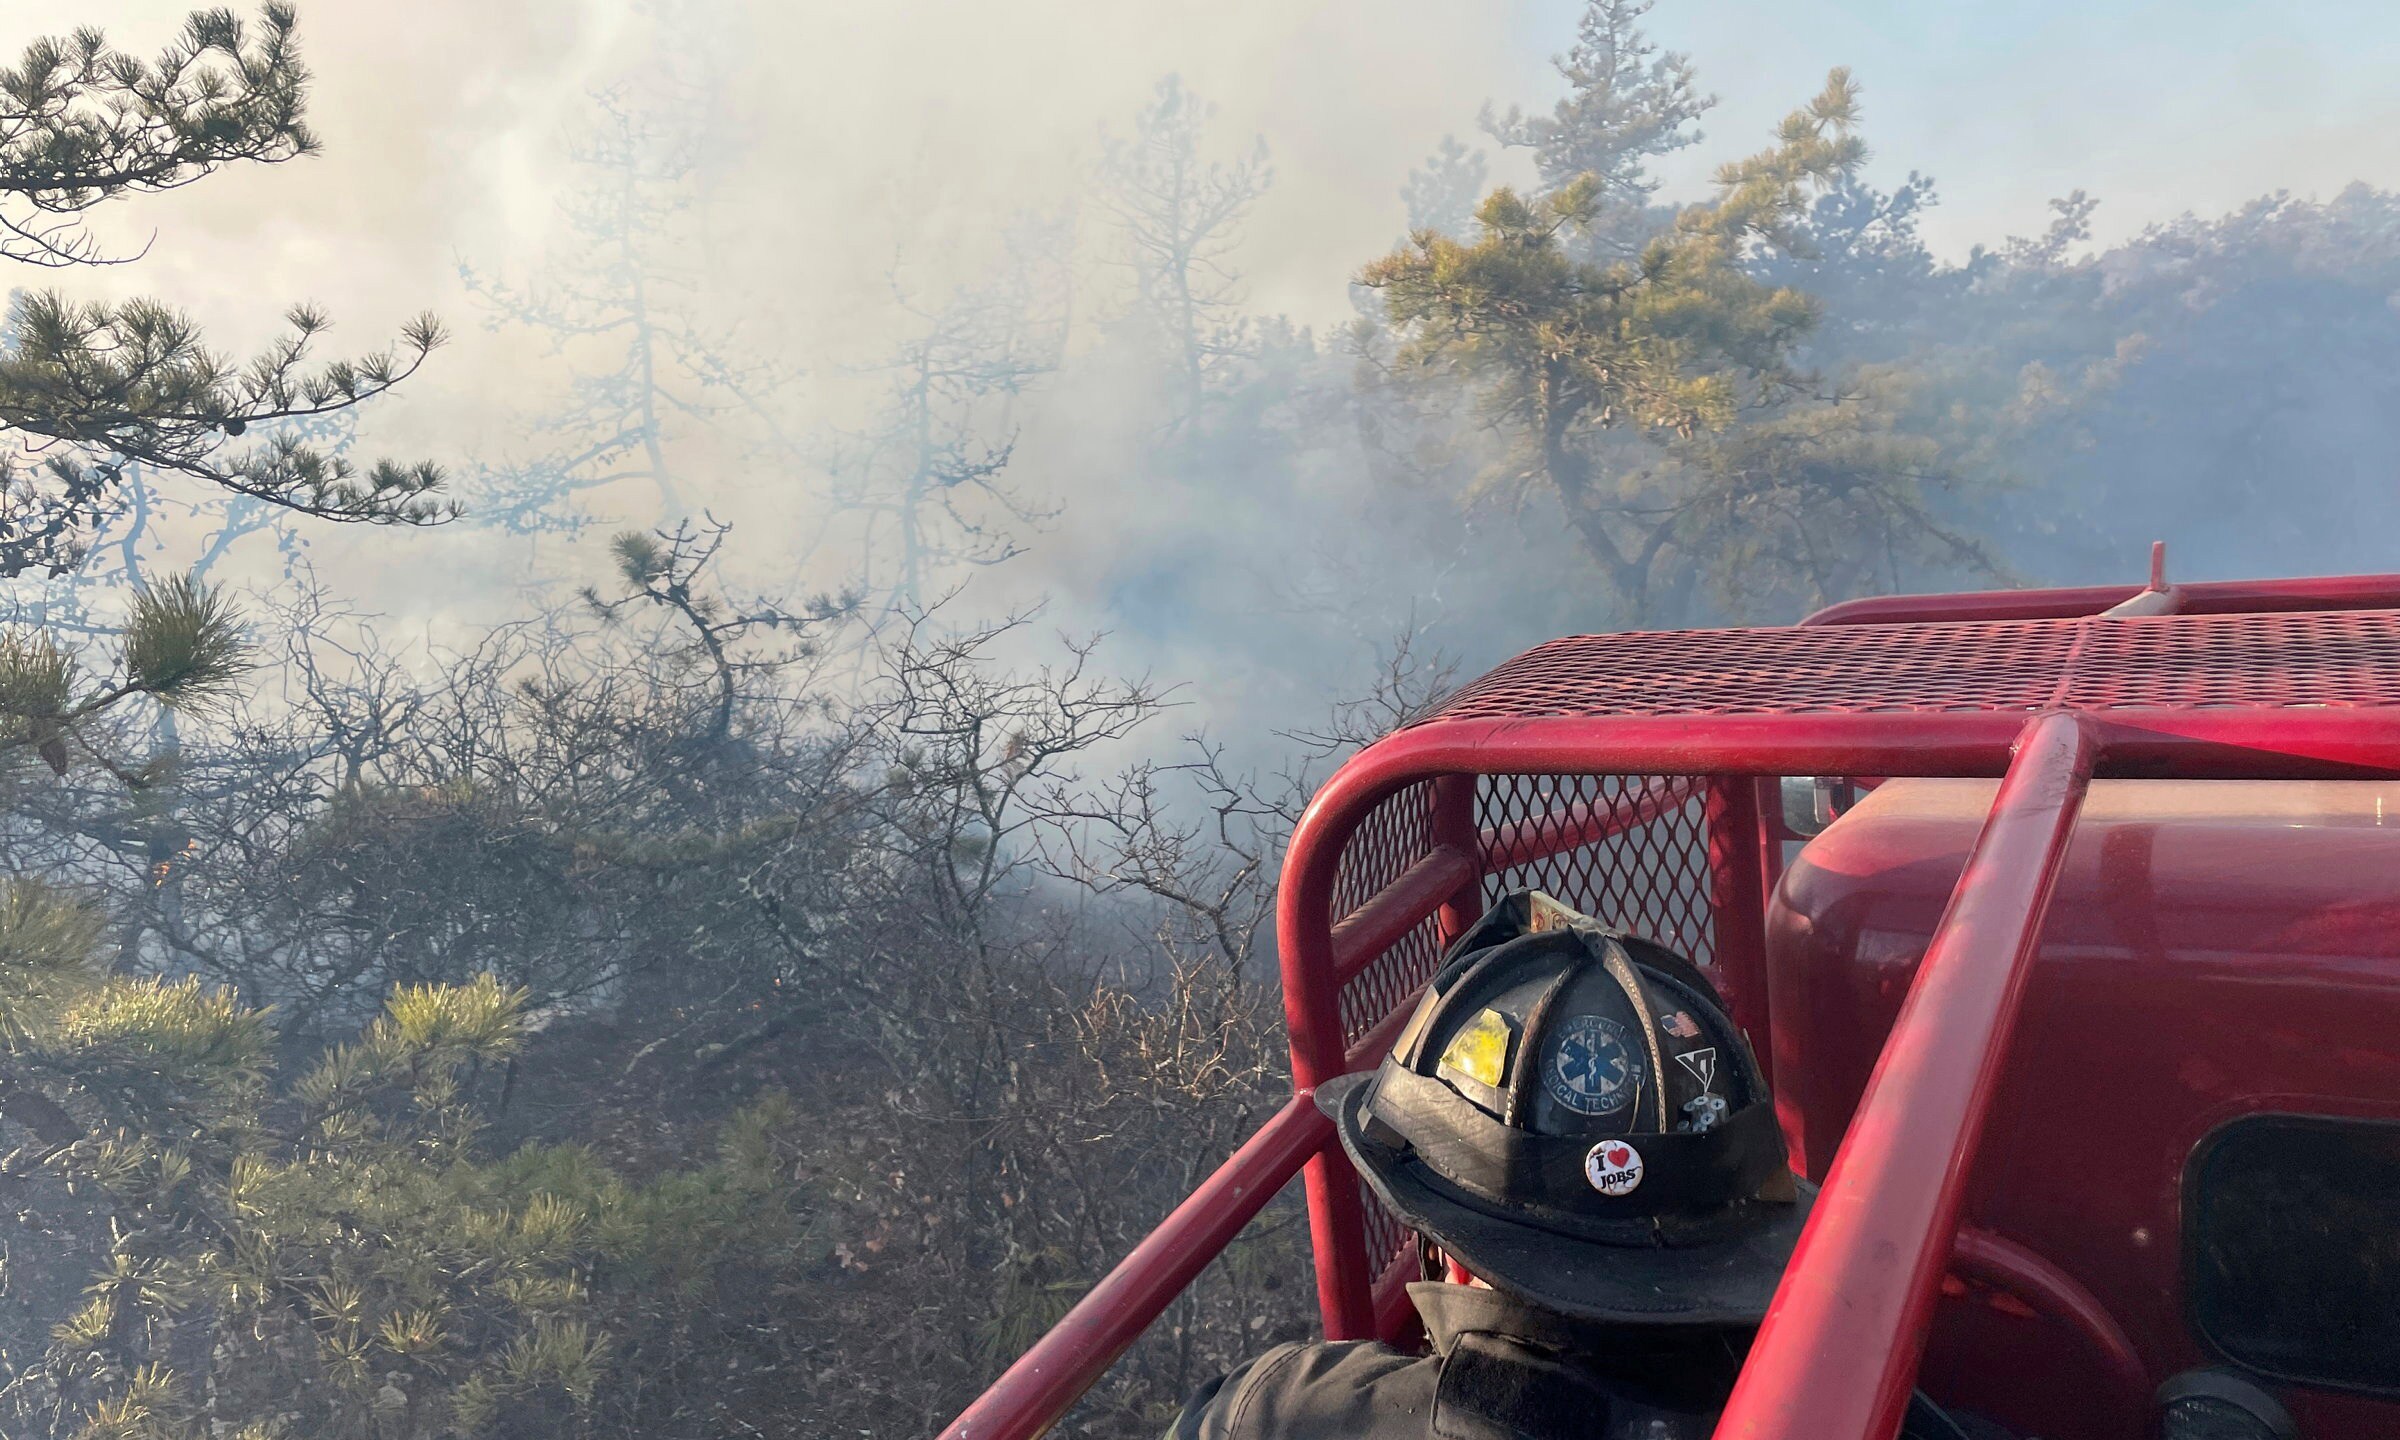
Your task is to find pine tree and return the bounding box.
[1482,0,1713,206]
[817,220,1071,611]
[0,877,811,1440]
[1366,71,1994,623]
[459,43,783,532]
[0,6,451,581]
[1099,76,1273,428]
[1400,135,1489,236]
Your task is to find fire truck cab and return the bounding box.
[949,556,2400,1440]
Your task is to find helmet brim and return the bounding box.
[1317,1070,1813,1327]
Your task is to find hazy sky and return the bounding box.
[17,0,2400,657]
[1617,0,2400,260]
[41,0,2400,335]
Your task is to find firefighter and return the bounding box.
[1170,890,2010,1440]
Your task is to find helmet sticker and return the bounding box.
[1675,1046,1724,1131]
[1661,1010,1702,1039]
[1544,1014,1645,1117]
[1585,1139,1645,1196]
[1438,1007,1515,1090]
[1680,1093,1728,1132]
[1522,891,1599,934]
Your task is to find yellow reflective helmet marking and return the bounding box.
[1438,1006,1515,1090]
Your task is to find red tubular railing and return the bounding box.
[1950,1226,2149,1435]
[1284,770,1768,1340]
[1329,844,1478,986]
[950,704,2400,1440]
[941,776,1690,1440]
[949,566,2400,1440]
[1703,777,1774,1080]
[1713,713,2097,1440]
[1801,568,2400,626]
[936,1093,1331,1440]
[1429,774,1487,946]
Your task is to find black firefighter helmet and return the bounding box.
[1317,889,1808,1326]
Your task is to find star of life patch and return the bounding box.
[1544,1013,1644,1117]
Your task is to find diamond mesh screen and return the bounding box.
[1323,773,1719,1293]
[1475,775,1718,964]
[1314,603,2400,1327]
[1324,780,1443,1280]
[1419,610,2400,723]
[1328,780,1446,1055]
[1359,1184,1414,1289]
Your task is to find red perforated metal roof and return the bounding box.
[1421,611,2400,724]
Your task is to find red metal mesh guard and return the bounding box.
[1324,776,1720,1285]
[1476,775,1718,963]
[1329,781,1448,1052]
[1358,1177,1413,1286]
[944,578,2400,1440]
[2068,611,2400,708]
[1324,781,1446,1274]
[1422,610,2400,723]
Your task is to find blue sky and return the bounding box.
[1505,0,2400,256]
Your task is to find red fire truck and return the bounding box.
[948,550,2400,1440]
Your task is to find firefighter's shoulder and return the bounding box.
[1168,1338,1433,1440]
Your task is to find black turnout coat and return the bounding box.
[1169,1283,2003,1440]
